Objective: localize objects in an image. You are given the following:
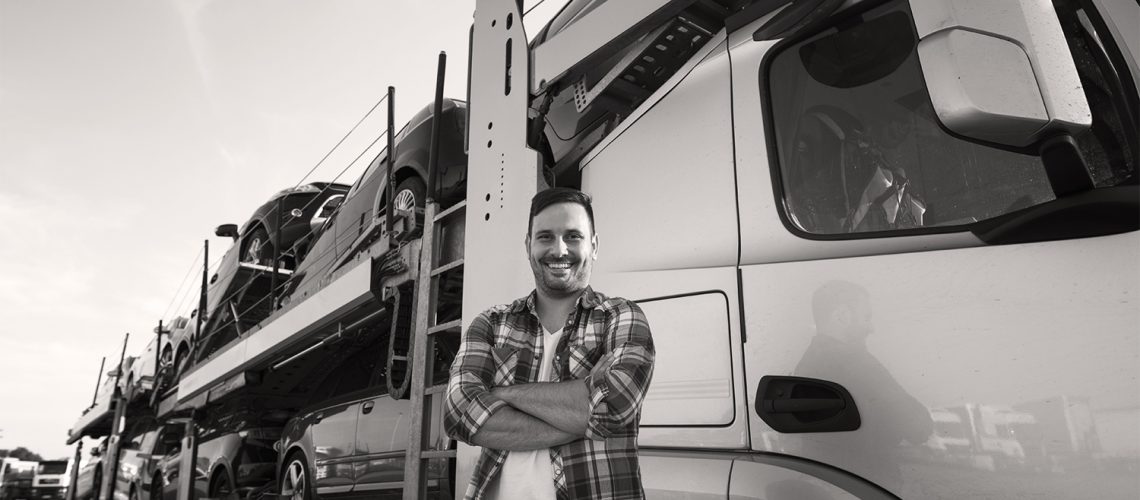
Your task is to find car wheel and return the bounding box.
[174,348,188,382]
[393,176,426,213]
[281,454,311,500]
[210,471,236,500]
[243,227,272,266]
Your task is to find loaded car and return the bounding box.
[276,342,451,500]
[70,440,106,500]
[190,182,350,365]
[154,315,193,394]
[278,98,468,307]
[113,418,161,500]
[124,412,282,500]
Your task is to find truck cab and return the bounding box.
[460,0,1139,498]
[32,460,70,500]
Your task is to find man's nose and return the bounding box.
[553,238,569,256]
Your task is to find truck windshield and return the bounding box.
[37,462,67,474]
[766,0,1135,236]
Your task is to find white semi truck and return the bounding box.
[67,0,1139,498]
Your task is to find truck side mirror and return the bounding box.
[214,223,239,240]
[910,0,1091,147]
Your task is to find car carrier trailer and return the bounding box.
[67,0,1139,498]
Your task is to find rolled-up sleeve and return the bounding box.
[582,300,655,440]
[444,311,508,444]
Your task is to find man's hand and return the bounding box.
[471,406,579,451]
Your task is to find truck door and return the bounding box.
[580,30,749,492]
[728,1,1138,499]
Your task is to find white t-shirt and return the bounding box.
[485,326,565,500]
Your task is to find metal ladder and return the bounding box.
[402,53,464,500]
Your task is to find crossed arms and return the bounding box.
[443,302,654,452]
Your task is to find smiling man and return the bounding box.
[444,187,656,500]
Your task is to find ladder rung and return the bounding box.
[390,355,408,362]
[420,449,457,460]
[425,384,447,396]
[430,259,464,277]
[427,319,463,336]
[433,200,467,223]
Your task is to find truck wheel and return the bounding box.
[281,454,310,500]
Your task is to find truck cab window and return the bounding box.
[766,1,1061,236]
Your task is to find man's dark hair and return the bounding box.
[528,187,595,236]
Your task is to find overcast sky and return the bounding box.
[0,0,562,460]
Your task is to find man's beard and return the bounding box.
[530,255,592,299]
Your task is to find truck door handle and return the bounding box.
[362,401,375,414]
[755,376,860,433]
[768,398,844,413]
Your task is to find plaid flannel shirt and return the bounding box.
[444,286,655,500]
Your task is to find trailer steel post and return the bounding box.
[386,85,396,249]
[427,52,446,201]
[90,357,106,409]
[97,333,129,500]
[272,198,283,309]
[155,320,163,387]
[66,442,82,500]
[402,52,449,500]
[196,240,208,345]
[176,419,198,500]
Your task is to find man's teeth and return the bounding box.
[547,262,572,269]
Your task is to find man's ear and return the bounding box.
[591,233,599,259]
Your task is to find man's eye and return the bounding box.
[566,234,583,241]
[536,234,552,241]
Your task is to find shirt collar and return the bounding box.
[509,285,601,315]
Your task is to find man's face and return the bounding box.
[526,202,597,299]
